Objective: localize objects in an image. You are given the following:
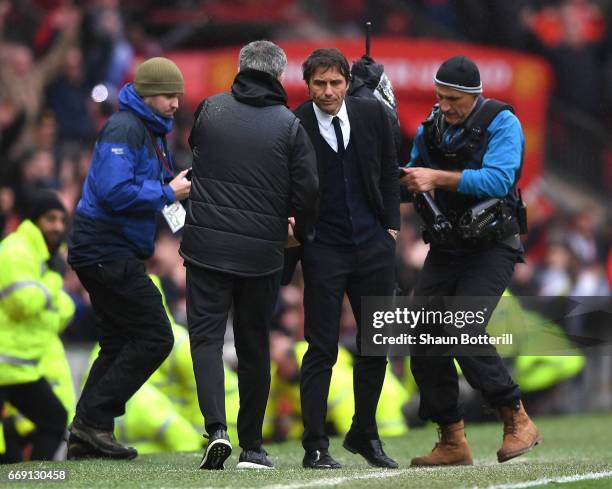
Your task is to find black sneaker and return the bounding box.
[302,449,341,469]
[236,448,274,469]
[200,429,232,470]
[343,431,398,468]
[69,418,137,460]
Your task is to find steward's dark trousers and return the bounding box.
[410,245,522,426]
[186,265,281,451]
[75,259,174,431]
[300,237,395,451]
[0,378,67,462]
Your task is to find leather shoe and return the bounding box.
[343,431,399,468]
[302,449,341,469]
[67,434,100,460]
[69,418,137,460]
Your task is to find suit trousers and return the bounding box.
[75,259,174,431]
[410,245,522,425]
[186,265,281,450]
[300,235,396,451]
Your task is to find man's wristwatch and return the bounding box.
[387,229,399,240]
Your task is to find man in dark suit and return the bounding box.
[291,48,400,469]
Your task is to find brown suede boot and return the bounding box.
[497,401,543,463]
[410,421,473,466]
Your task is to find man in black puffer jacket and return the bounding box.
[180,40,318,471]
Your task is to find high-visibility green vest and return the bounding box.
[265,341,409,440]
[515,355,585,392]
[147,275,240,443]
[85,343,203,453]
[148,323,240,444]
[86,274,240,450]
[0,416,5,454]
[8,336,74,437]
[114,382,202,454]
[0,220,75,385]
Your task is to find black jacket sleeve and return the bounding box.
[288,119,319,244]
[377,101,401,230]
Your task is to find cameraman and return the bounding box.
[400,55,541,466]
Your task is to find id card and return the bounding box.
[162,202,186,233]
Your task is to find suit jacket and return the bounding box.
[282,96,400,284]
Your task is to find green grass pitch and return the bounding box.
[1,413,611,489]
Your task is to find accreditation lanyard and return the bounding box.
[147,128,174,182]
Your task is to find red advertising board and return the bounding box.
[164,38,552,188]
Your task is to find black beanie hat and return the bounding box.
[434,55,482,94]
[26,190,66,222]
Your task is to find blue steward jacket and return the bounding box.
[68,84,177,267]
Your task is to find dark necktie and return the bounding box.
[332,116,345,157]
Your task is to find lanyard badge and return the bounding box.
[162,201,186,233]
[147,129,185,232]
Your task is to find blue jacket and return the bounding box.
[407,108,524,199]
[68,84,176,267]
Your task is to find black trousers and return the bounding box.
[410,245,522,426]
[75,259,174,431]
[0,378,67,462]
[300,236,395,451]
[186,265,281,451]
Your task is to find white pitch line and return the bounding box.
[159,469,410,489]
[479,470,612,489]
[258,469,411,489]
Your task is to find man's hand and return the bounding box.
[286,217,301,248]
[399,167,461,192]
[169,169,192,201]
[399,167,437,192]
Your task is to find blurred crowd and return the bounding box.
[0,0,610,397]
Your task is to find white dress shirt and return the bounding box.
[312,100,350,153]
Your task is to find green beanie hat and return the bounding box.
[134,57,184,96]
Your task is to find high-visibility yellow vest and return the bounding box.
[265,341,409,440]
[114,382,202,454]
[0,220,75,385]
[147,275,239,443]
[9,336,74,437]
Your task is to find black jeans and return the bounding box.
[75,259,174,431]
[410,245,522,425]
[186,265,281,451]
[0,378,67,462]
[300,236,395,451]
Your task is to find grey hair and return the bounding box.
[239,40,287,78]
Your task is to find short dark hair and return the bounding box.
[302,48,350,83]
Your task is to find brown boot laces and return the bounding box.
[430,427,444,452]
[433,425,464,451]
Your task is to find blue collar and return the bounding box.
[118,83,173,135]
